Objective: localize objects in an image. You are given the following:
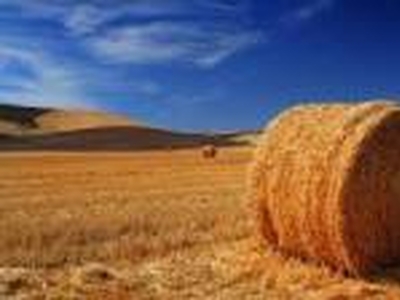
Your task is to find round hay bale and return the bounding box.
[202,144,217,159]
[249,101,400,275]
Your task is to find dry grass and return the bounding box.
[0,148,250,268]
[0,146,399,299]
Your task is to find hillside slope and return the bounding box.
[0,104,138,135]
[0,104,248,150]
[35,110,138,133]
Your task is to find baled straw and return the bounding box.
[249,101,400,275]
[202,144,217,158]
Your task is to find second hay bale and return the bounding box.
[250,101,400,275]
[202,144,217,159]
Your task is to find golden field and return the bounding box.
[0,146,400,299]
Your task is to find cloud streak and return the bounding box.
[68,1,260,68]
[0,0,336,71]
[88,22,262,68]
[281,0,335,26]
[0,0,260,68]
[0,45,94,109]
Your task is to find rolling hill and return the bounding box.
[0,104,137,135]
[0,104,255,150]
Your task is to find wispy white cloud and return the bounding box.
[0,0,251,34]
[0,0,336,100]
[0,0,260,68]
[63,1,260,68]
[62,2,180,36]
[0,45,94,109]
[194,31,263,67]
[88,22,262,68]
[192,0,251,14]
[0,0,336,69]
[64,4,110,35]
[133,80,162,96]
[281,0,335,26]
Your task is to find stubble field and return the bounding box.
[0,147,399,299]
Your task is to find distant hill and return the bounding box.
[0,104,137,136]
[219,130,262,146]
[0,104,47,136]
[35,109,139,133]
[0,104,255,151]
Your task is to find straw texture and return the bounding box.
[250,101,400,275]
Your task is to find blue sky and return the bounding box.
[0,0,399,131]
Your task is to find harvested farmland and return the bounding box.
[250,101,400,275]
[1,102,400,299]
